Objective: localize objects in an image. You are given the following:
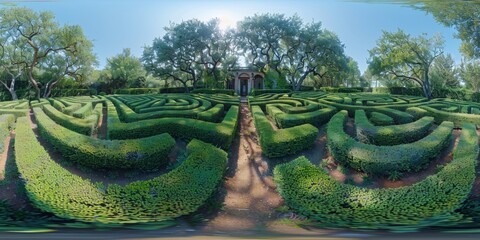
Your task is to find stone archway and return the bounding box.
[228,68,265,96]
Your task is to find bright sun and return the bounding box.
[218,13,235,31]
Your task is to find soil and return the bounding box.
[94,105,108,139]
[203,103,283,232]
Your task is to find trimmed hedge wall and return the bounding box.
[419,105,480,128]
[107,100,239,150]
[274,123,478,229]
[250,89,291,96]
[191,89,235,95]
[113,88,160,95]
[15,118,228,224]
[0,114,14,153]
[197,104,224,122]
[355,110,434,145]
[252,105,318,158]
[369,112,394,126]
[328,110,452,175]
[266,104,336,128]
[34,107,176,171]
[42,105,97,136]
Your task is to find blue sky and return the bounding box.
[8,0,462,74]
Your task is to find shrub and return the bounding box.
[113,88,160,94]
[34,107,176,171]
[405,107,429,120]
[355,110,434,145]
[0,114,14,153]
[107,100,239,150]
[252,105,318,158]
[197,104,224,122]
[42,105,97,135]
[328,110,452,175]
[72,103,93,119]
[15,118,228,224]
[250,89,291,96]
[274,123,478,229]
[419,105,480,128]
[266,105,336,128]
[191,89,235,95]
[368,112,394,126]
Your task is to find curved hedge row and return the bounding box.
[274,123,478,229]
[328,111,452,175]
[252,106,318,158]
[107,100,239,150]
[15,117,228,224]
[355,110,434,145]
[34,107,176,171]
[42,105,98,136]
[419,105,480,128]
[368,112,394,126]
[266,104,336,128]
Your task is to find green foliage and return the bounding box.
[105,48,146,89]
[34,107,176,171]
[252,105,318,158]
[197,104,224,122]
[42,104,97,135]
[368,112,394,126]
[107,100,238,150]
[191,89,235,95]
[266,104,336,128]
[419,104,480,128]
[328,110,452,176]
[15,119,228,223]
[72,103,92,119]
[274,123,478,229]
[250,89,291,96]
[0,114,14,153]
[113,88,160,95]
[355,110,434,145]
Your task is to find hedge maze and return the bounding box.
[248,92,480,229]
[1,91,480,230]
[1,93,239,226]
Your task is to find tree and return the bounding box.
[0,40,25,100]
[429,53,459,91]
[105,48,145,89]
[236,13,301,88]
[344,57,361,87]
[282,22,348,91]
[0,7,95,100]
[368,30,444,99]
[143,19,235,92]
[39,26,96,98]
[413,1,480,58]
[459,59,480,92]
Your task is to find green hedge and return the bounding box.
[405,107,429,120]
[368,112,394,126]
[274,123,478,229]
[15,118,227,224]
[250,89,291,96]
[252,105,318,158]
[191,89,235,95]
[42,105,97,136]
[328,110,452,175]
[72,103,93,119]
[113,88,160,94]
[34,107,176,171]
[107,100,239,150]
[419,105,480,128]
[266,104,336,128]
[0,114,14,153]
[0,108,28,119]
[197,104,224,122]
[355,110,434,146]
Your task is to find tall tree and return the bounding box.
[459,59,480,92]
[368,30,444,99]
[429,53,459,91]
[0,40,25,100]
[413,1,480,58]
[0,7,95,100]
[105,48,145,89]
[344,57,361,87]
[143,19,235,92]
[282,22,347,91]
[236,13,302,87]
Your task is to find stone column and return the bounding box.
[235,73,240,94]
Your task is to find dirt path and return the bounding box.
[203,103,283,232]
[0,133,11,180]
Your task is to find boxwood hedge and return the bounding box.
[252,105,318,158]
[0,114,14,153]
[369,112,394,126]
[355,110,434,145]
[34,107,176,171]
[42,105,97,136]
[15,117,227,224]
[328,110,452,175]
[274,123,478,229]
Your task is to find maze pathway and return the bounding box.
[204,103,283,232]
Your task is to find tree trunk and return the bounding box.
[182,81,189,93]
[28,68,41,100]
[9,88,17,100]
[44,80,59,98]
